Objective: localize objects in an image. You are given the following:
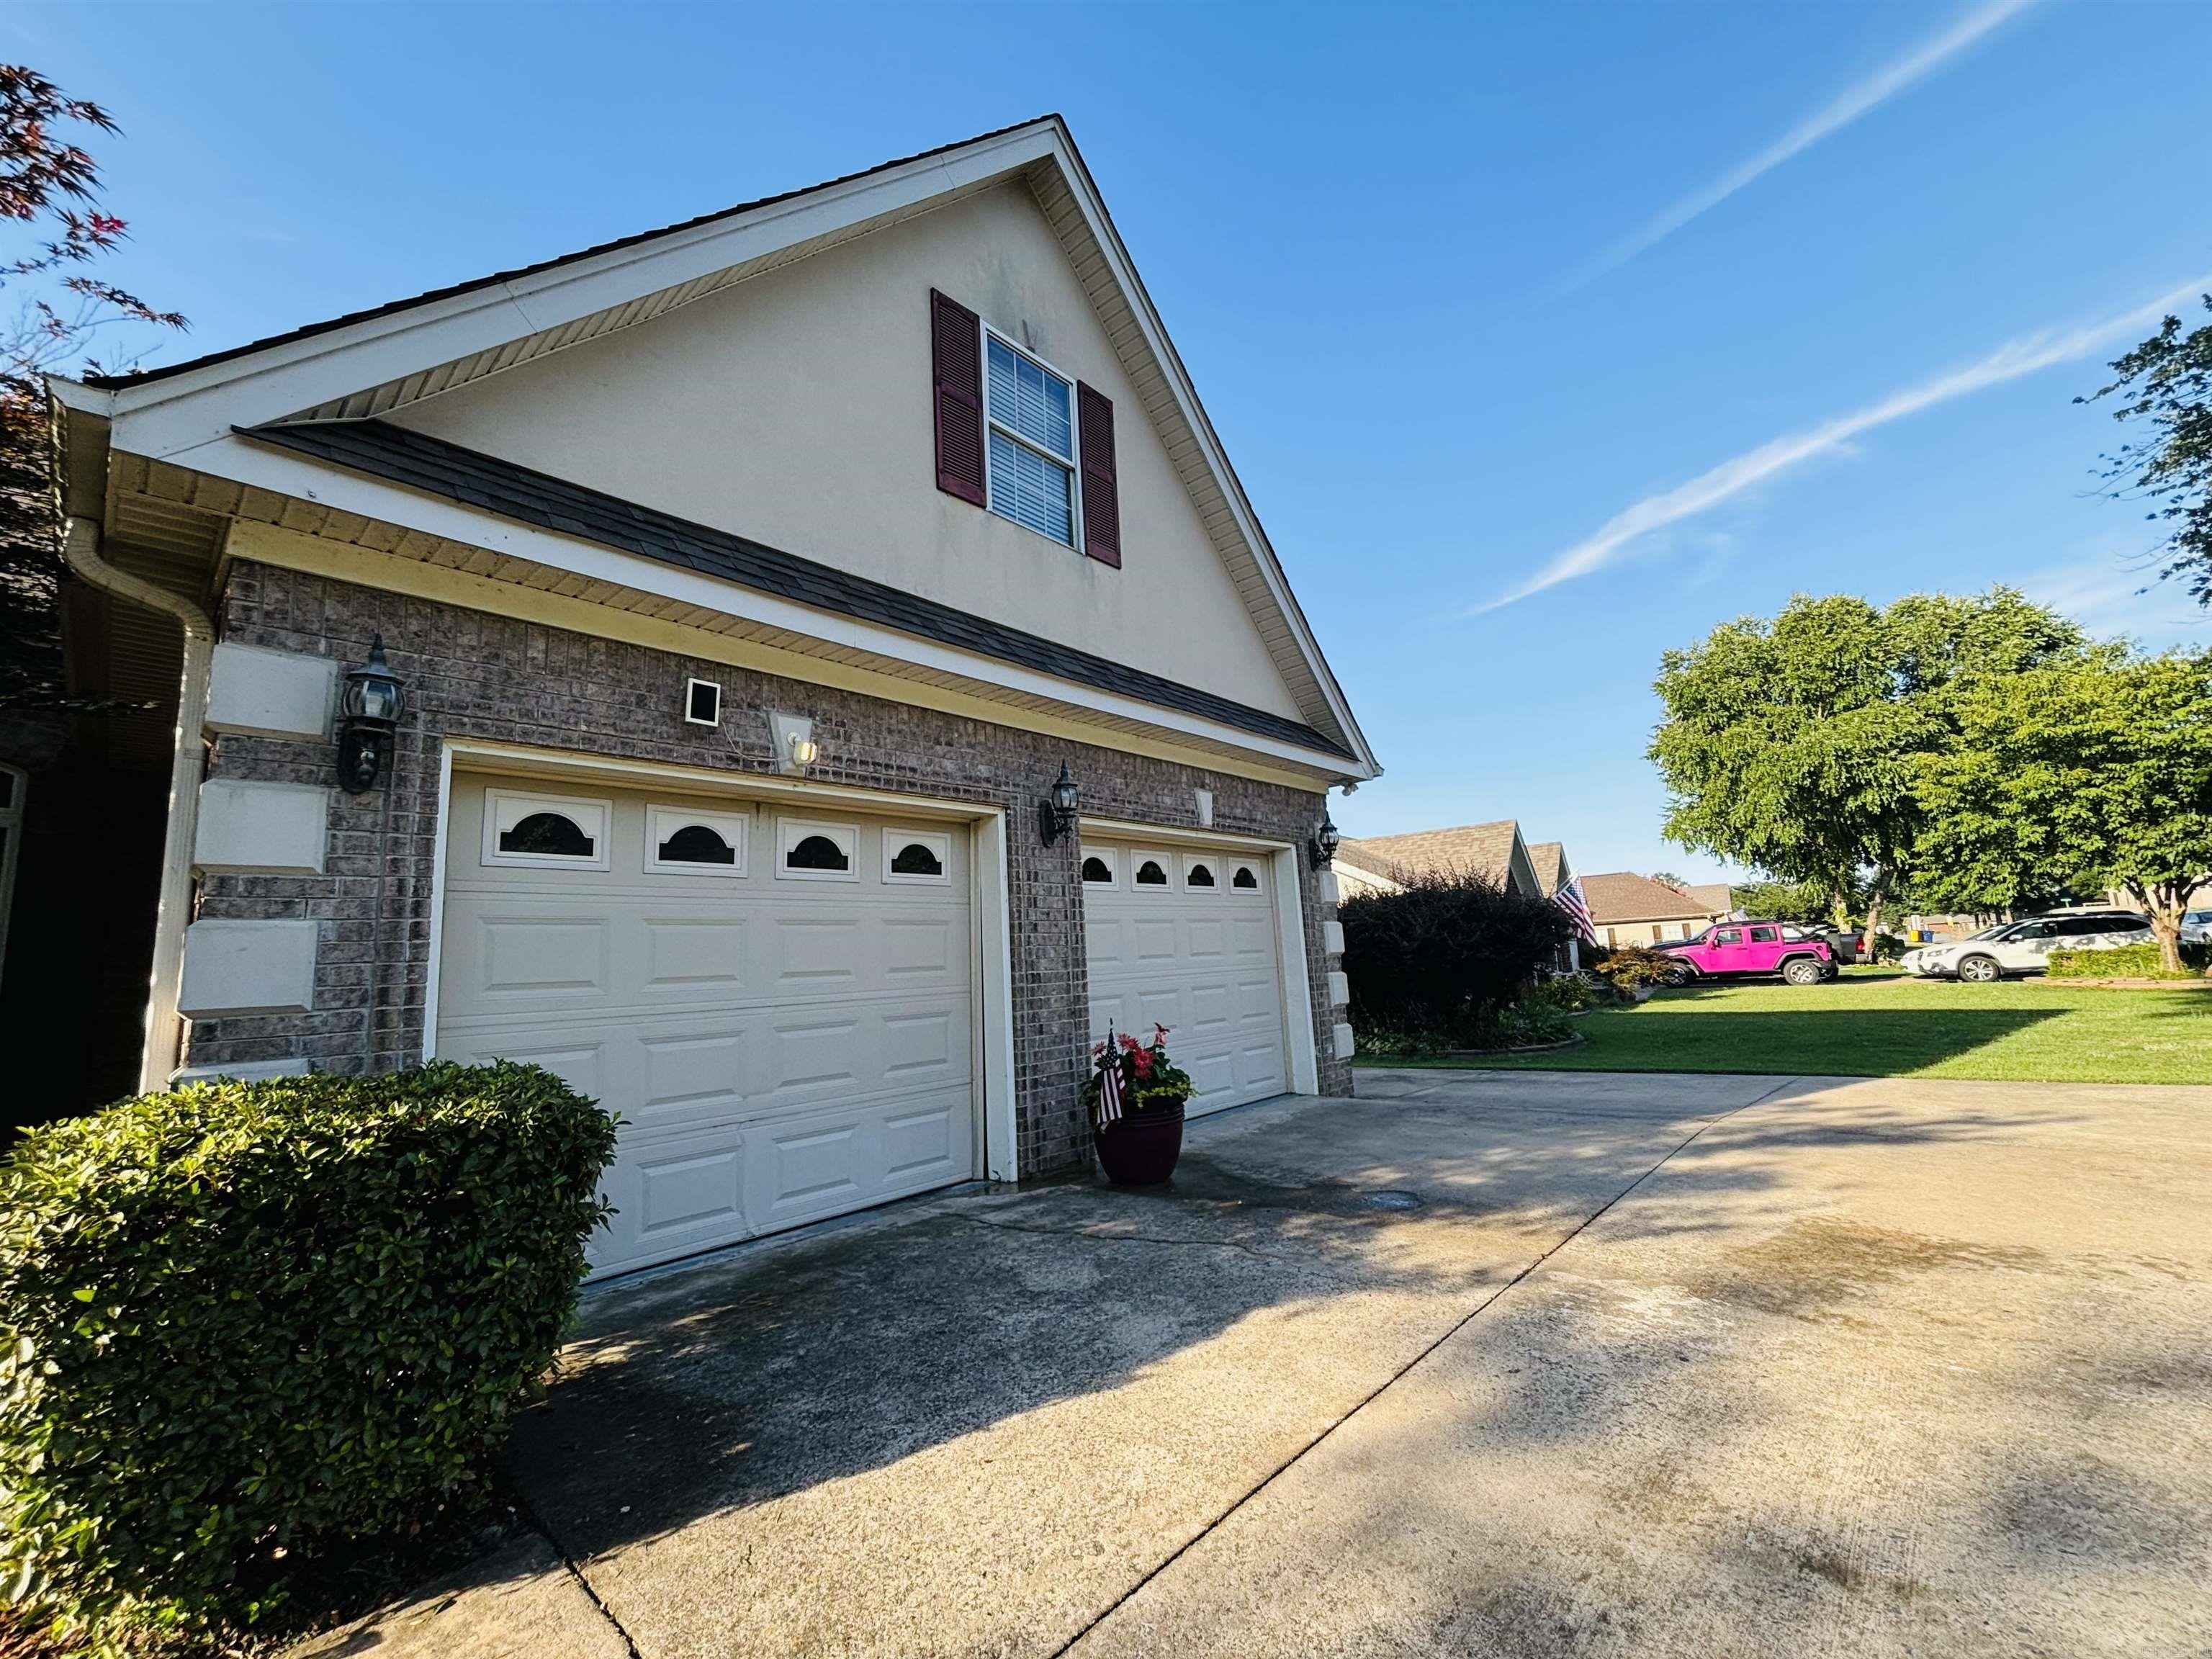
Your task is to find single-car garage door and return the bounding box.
[436,774,976,1277]
[1081,840,1288,1117]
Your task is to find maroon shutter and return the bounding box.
[1076,381,1120,567]
[930,289,986,505]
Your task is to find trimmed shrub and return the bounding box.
[2049,940,2209,978]
[1585,943,1678,990]
[1341,868,1570,1047]
[0,1061,617,1647]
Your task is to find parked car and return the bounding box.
[1652,922,1840,986]
[1900,909,2152,983]
[2182,909,2211,947]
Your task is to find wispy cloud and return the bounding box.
[1560,0,2034,294]
[1470,271,2212,616]
[2022,550,2208,647]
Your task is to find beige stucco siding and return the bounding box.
[390,181,1303,723]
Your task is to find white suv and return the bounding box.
[1902,910,2153,983]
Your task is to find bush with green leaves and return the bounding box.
[0,1061,617,1648]
[1341,868,1570,1048]
[1584,943,1679,990]
[2049,940,2208,978]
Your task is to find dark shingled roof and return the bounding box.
[240,418,1350,760]
[86,117,1055,392]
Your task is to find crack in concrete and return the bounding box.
[509,1489,645,1659]
[1045,1074,1811,1658]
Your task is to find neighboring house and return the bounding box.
[38,118,1377,1275]
[1680,882,1736,919]
[1524,838,1584,971]
[1582,871,1730,947]
[1331,820,1547,902]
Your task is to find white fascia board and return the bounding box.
[94,125,1062,462]
[168,432,1369,780]
[1048,140,1379,778]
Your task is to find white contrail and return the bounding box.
[1470,272,2212,616]
[1563,0,2034,292]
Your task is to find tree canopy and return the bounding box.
[2084,297,2212,606]
[1648,588,2085,940]
[1915,647,2212,971]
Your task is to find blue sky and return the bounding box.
[15,1,2211,882]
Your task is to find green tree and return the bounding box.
[2082,297,2212,606]
[1647,870,1691,892]
[1651,589,2085,950]
[1915,649,2212,974]
[1728,876,1840,923]
[0,66,184,727]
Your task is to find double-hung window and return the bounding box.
[985,334,1077,547]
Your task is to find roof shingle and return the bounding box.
[1336,822,1523,888]
[1579,871,1727,926]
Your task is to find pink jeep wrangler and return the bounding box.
[1651,921,1838,986]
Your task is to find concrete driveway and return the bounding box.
[301,1069,2212,1658]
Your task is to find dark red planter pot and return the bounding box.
[1094,1099,1186,1186]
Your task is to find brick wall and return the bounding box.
[190,562,1350,1177]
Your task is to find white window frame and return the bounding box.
[1228,860,1265,897]
[775,815,860,883]
[1180,853,1222,892]
[1079,844,1119,890]
[882,827,953,886]
[645,804,748,876]
[1129,850,1174,892]
[981,325,1084,554]
[481,788,612,871]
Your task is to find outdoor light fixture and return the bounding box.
[1040,760,1080,845]
[1309,808,1340,871]
[768,711,819,775]
[337,634,405,794]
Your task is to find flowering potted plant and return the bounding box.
[1084,1024,1194,1186]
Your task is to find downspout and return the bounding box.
[63,514,215,1093]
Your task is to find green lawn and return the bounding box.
[1359,969,2212,1085]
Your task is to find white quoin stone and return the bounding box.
[203,642,337,741]
[1327,970,1350,1008]
[1333,1022,1357,1060]
[177,919,318,1016]
[194,778,330,875]
[170,1056,311,1087]
[1323,918,1344,954]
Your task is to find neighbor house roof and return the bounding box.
[1336,822,1526,889]
[1580,871,1722,926]
[1525,840,1569,897]
[1681,882,1734,916]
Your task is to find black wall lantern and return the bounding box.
[337,634,406,793]
[1039,760,1080,846]
[1308,808,1341,871]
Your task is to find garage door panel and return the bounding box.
[643,917,748,989]
[474,914,610,997]
[440,773,977,1279]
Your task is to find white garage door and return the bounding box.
[1081,841,1288,1118]
[436,774,976,1277]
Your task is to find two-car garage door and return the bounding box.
[436,773,976,1277]
[436,773,1298,1279]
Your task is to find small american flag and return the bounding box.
[1554,876,1599,945]
[1095,1030,1127,1130]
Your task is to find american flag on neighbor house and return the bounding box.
[1554,877,1599,945]
[1095,1030,1127,1130]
